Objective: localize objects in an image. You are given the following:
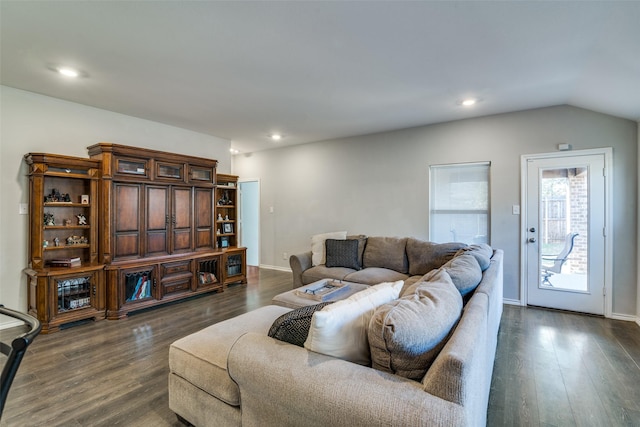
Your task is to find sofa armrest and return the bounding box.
[289,251,312,288]
[228,333,465,427]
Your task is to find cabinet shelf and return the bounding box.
[44,202,91,208]
[45,225,91,230]
[44,244,90,251]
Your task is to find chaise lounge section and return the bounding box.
[168,236,503,427]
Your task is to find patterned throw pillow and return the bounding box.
[268,302,333,347]
[325,239,361,270]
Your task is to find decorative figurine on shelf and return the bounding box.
[45,188,61,202]
[43,240,49,248]
[53,237,60,247]
[77,214,87,225]
[217,213,223,221]
[64,219,72,226]
[224,214,229,221]
[44,188,71,202]
[44,212,55,226]
[217,190,232,206]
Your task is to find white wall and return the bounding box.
[233,105,638,316]
[0,86,231,327]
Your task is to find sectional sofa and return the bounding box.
[168,235,503,426]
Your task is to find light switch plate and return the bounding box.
[19,203,28,215]
[512,205,520,215]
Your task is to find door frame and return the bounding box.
[238,178,261,267]
[520,148,613,317]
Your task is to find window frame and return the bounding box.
[429,161,491,244]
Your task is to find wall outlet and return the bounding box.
[282,252,288,260]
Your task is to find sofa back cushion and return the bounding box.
[455,243,493,271]
[368,269,463,381]
[304,280,404,365]
[406,238,467,276]
[442,253,483,296]
[363,237,409,273]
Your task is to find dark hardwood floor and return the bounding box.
[2,269,639,426]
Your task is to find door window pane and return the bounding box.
[430,163,490,244]
[539,167,588,291]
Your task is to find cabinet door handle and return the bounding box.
[172,215,176,226]
[92,285,96,296]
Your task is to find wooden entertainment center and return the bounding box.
[25,143,246,332]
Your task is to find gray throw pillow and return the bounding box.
[347,234,368,268]
[325,239,361,270]
[368,269,463,381]
[268,302,333,347]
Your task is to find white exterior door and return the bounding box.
[523,150,610,315]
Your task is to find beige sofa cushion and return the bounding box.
[169,305,292,406]
[363,236,409,273]
[406,238,467,276]
[344,267,409,285]
[368,269,463,381]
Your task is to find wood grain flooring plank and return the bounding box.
[3,278,640,426]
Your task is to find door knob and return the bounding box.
[528,238,536,243]
[529,227,536,233]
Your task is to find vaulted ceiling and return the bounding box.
[2,1,639,154]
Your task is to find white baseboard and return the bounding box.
[610,312,639,323]
[259,264,292,272]
[503,298,522,306]
[0,319,24,331]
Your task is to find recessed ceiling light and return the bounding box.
[229,148,240,155]
[270,134,282,141]
[58,67,79,78]
[461,98,477,107]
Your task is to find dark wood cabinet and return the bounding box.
[114,182,143,260]
[194,188,215,251]
[23,153,105,333]
[88,143,244,318]
[25,145,247,326]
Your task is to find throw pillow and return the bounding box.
[268,302,333,347]
[406,238,467,276]
[311,231,347,266]
[362,237,409,273]
[455,243,493,271]
[442,253,483,296]
[304,280,404,365]
[325,239,361,270]
[368,269,463,381]
[347,234,368,267]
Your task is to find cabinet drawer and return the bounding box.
[163,278,192,295]
[161,260,192,277]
